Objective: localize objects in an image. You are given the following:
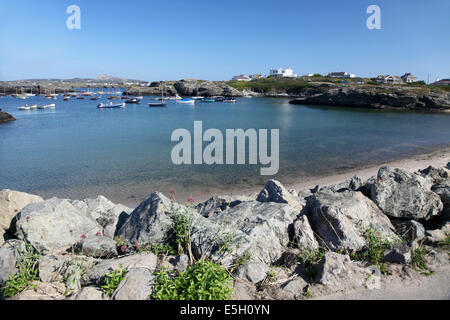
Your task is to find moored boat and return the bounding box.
[97,102,125,109]
[201,98,215,103]
[177,98,195,104]
[149,101,167,107]
[37,103,55,109]
[224,97,236,103]
[18,104,36,110]
[125,98,141,104]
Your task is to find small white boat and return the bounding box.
[168,94,182,100]
[191,96,204,100]
[13,94,27,99]
[18,104,33,110]
[177,98,195,104]
[37,103,56,109]
[97,102,125,108]
[135,96,144,100]
[29,104,38,109]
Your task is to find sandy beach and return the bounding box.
[170,145,450,208]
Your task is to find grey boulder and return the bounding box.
[0,227,5,246]
[257,180,303,210]
[234,262,270,284]
[0,245,19,283]
[196,195,253,218]
[112,268,155,300]
[198,200,299,265]
[86,252,157,285]
[432,179,450,208]
[383,243,411,264]
[292,215,319,250]
[75,286,106,300]
[307,190,397,251]
[16,198,103,253]
[78,236,118,258]
[314,252,366,288]
[320,176,363,193]
[392,220,425,241]
[281,278,308,296]
[72,196,132,239]
[371,167,443,220]
[116,192,183,244]
[0,189,43,231]
[418,166,449,184]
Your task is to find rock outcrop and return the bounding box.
[0,189,44,232]
[370,167,443,220]
[125,79,243,97]
[314,252,366,288]
[16,198,103,253]
[307,190,397,251]
[0,111,15,124]
[174,79,242,97]
[289,83,450,110]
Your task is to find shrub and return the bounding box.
[152,259,234,300]
[101,264,128,297]
[0,239,40,298]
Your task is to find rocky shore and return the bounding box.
[0,111,15,124]
[289,83,450,110]
[124,79,243,97]
[1,162,449,300]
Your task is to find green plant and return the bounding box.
[348,228,394,275]
[229,252,252,273]
[101,264,128,297]
[142,243,177,255]
[297,245,324,280]
[411,242,431,275]
[437,235,450,247]
[0,238,40,298]
[152,259,234,300]
[303,287,313,299]
[266,268,277,283]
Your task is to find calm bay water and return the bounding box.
[1,94,450,206]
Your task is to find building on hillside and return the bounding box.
[401,73,419,83]
[376,75,404,84]
[232,75,252,81]
[432,79,450,86]
[269,68,298,78]
[249,74,264,80]
[327,72,356,78]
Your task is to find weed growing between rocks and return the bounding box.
[0,239,40,298]
[350,228,393,275]
[410,241,433,275]
[152,259,234,300]
[297,245,325,280]
[101,264,128,297]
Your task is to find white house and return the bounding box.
[232,75,252,81]
[401,73,419,83]
[376,75,404,84]
[269,68,298,78]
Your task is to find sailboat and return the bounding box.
[149,86,167,107]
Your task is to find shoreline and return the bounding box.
[79,144,450,208]
[5,144,449,209]
[171,144,450,207]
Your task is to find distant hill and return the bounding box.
[5,75,146,84]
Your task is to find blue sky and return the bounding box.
[0,0,449,82]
